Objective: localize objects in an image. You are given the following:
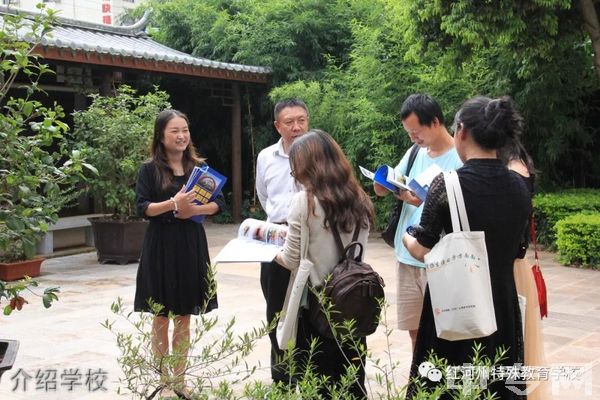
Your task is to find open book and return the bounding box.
[184,165,227,223]
[359,163,443,202]
[214,218,288,264]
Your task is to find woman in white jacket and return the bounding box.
[275,129,374,399]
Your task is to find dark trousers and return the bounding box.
[260,260,292,382]
[296,309,367,399]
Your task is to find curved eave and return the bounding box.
[34,45,270,84]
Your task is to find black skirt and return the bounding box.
[134,219,217,316]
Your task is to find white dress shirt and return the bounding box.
[256,139,300,223]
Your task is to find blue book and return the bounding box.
[183,165,227,223]
[359,163,442,202]
[359,164,410,194]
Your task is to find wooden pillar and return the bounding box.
[231,82,242,223]
[99,71,112,96]
[74,92,91,213]
[74,92,87,111]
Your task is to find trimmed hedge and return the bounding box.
[555,213,600,269]
[533,189,600,248]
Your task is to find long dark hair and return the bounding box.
[150,109,204,189]
[289,129,374,232]
[498,137,536,176]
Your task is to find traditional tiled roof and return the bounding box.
[2,7,271,83]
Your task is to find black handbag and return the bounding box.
[381,144,420,247]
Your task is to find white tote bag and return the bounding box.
[424,171,497,341]
[276,200,311,350]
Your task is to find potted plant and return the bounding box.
[0,6,91,279]
[70,86,171,264]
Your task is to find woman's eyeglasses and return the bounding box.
[450,121,462,136]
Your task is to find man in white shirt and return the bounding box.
[255,98,309,383]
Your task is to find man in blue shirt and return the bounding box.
[374,94,462,350]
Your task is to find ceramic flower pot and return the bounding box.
[0,258,44,281]
[89,217,148,265]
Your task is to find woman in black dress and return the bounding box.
[134,109,223,396]
[403,96,531,399]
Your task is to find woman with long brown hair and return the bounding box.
[134,109,223,398]
[275,129,374,399]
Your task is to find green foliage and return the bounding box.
[144,0,355,85]
[533,189,600,247]
[556,212,600,269]
[106,279,506,399]
[403,0,600,188]
[132,0,600,225]
[70,86,171,219]
[0,7,90,261]
[0,276,59,316]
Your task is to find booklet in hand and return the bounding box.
[408,164,443,203]
[359,164,411,193]
[184,165,227,223]
[359,163,443,202]
[214,218,288,264]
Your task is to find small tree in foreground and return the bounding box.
[104,268,508,399]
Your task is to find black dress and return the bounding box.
[407,159,531,399]
[134,162,222,316]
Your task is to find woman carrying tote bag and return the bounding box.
[403,96,532,399]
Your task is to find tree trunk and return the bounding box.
[580,0,600,81]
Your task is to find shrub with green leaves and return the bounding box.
[0,6,91,261]
[1,277,59,316]
[533,189,600,248]
[555,212,600,269]
[70,86,171,220]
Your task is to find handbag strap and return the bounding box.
[406,143,420,176]
[300,195,310,261]
[328,216,360,257]
[443,171,471,232]
[394,144,420,208]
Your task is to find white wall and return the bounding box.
[2,0,145,25]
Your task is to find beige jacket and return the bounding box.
[276,191,369,348]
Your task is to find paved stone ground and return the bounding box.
[0,222,598,399]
